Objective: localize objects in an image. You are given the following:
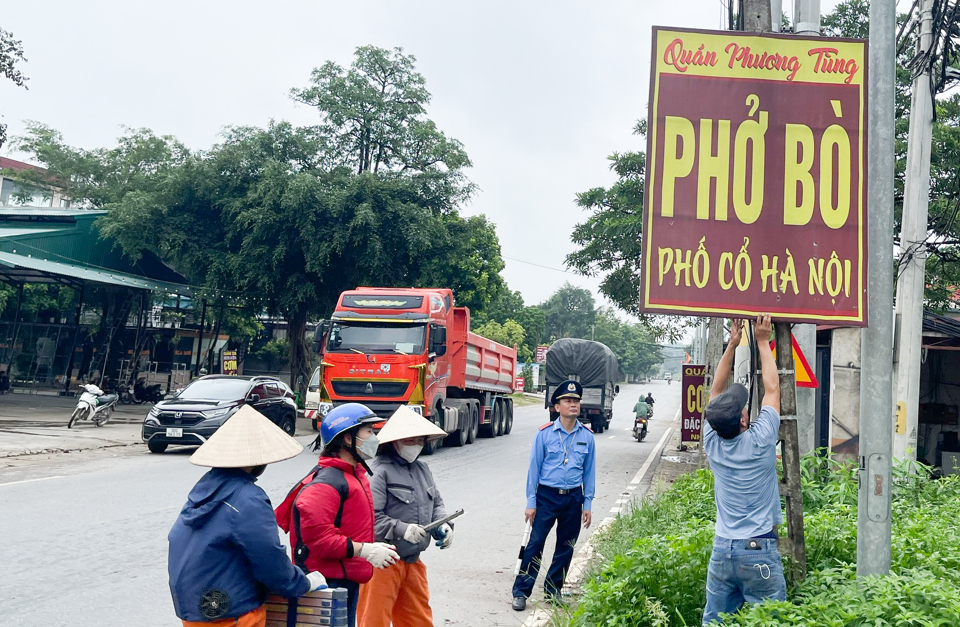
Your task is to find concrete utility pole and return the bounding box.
[794,0,821,35]
[792,0,822,455]
[894,0,936,462]
[744,0,772,31]
[859,0,896,577]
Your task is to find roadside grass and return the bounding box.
[511,392,543,407]
[551,454,960,626]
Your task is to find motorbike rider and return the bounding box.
[633,396,650,421]
[135,376,163,403]
[276,403,400,627]
[645,392,655,412]
[167,405,328,627]
[357,406,452,627]
[632,395,650,440]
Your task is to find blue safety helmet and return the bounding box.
[319,403,381,448]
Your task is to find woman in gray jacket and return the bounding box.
[357,406,453,627]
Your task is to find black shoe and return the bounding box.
[544,594,567,607]
[512,596,526,611]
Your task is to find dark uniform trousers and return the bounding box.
[512,484,584,599]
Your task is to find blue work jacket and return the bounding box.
[168,468,309,621]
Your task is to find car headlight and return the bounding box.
[305,400,319,410]
[407,405,423,415]
[318,402,333,416]
[148,406,162,418]
[201,407,233,419]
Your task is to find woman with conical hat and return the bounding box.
[168,405,327,627]
[357,405,454,627]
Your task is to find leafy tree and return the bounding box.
[291,45,472,179]
[472,319,526,356]
[472,287,525,326]
[515,305,547,358]
[540,283,596,340]
[12,47,495,398]
[0,28,28,150]
[414,213,506,317]
[252,338,290,374]
[565,123,690,342]
[12,123,190,210]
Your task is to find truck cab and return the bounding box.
[313,287,516,450]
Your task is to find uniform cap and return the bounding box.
[376,405,447,444]
[551,380,583,405]
[189,405,303,467]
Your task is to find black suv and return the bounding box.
[142,375,298,454]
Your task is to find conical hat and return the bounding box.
[190,405,303,467]
[377,405,447,444]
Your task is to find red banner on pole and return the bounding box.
[642,27,868,325]
[681,364,707,443]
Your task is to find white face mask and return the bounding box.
[396,443,423,463]
[356,433,380,460]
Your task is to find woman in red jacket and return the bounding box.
[277,403,399,627]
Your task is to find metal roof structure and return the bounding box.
[923,310,960,341]
[0,208,191,294]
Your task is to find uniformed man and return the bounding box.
[511,380,596,611]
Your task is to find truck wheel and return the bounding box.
[423,410,444,455]
[479,404,496,438]
[493,401,504,436]
[466,401,479,444]
[591,416,603,433]
[503,399,514,435]
[444,401,467,448]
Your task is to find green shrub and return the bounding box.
[569,453,960,627]
[720,567,960,626]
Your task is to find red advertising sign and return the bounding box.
[535,345,550,364]
[515,376,525,393]
[642,28,868,325]
[221,349,238,376]
[681,364,706,442]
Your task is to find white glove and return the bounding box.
[359,542,399,568]
[433,523,453,549]
[403,524,427,543]
[306,571,327,591]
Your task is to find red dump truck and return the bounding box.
[313,287,517,453]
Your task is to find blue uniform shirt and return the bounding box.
[703,405,783,539]
[525,419,596,511]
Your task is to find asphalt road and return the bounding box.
[0,380,679,627]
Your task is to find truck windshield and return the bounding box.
[326,322,426,354]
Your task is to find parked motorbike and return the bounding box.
[133,378,163,404]
[68,384,119,428]
[633,415,649,442]
[119,383,135,405]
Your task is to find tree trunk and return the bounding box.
[287,306,311,404]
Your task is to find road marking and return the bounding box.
[0,475,65,487]
[607,435,615,439]
[629,427,673,486]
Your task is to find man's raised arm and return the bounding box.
[710,319,743,398]
[753,314,780,414]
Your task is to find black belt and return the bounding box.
[539,484,580,495]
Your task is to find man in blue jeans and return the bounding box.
[701,314,787,625]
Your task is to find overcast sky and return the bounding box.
[1,0,845,311]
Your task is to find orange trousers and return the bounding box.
[182,605,265,627]
[357,559,434,627]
